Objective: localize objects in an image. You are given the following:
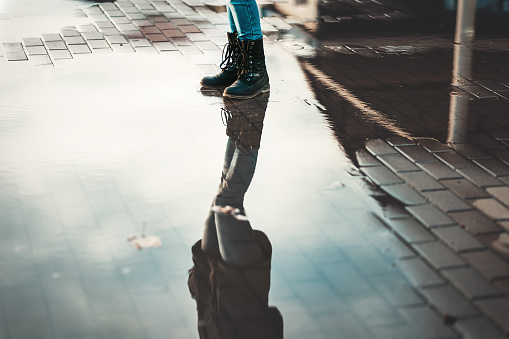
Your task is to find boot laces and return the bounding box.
[219,42,236,70]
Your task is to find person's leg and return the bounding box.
[223,0,268,99]
[227,0,262,41]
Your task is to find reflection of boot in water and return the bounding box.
[188,227,283,339]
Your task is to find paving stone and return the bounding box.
[88,40,110,49]
[440,178,490,200]
[473,198,509,220]
[469,133,507,149]
[449,210,502,235]
[378,154,420,172]
[126,12,147,20]
[145,33,169,42]
[435,151,477,169]
[490,129,509,141]
[396,258,445,287]
[83,32,104,40]
[498,221,509,232]
[129,39,152,47]
[162,29,186,38]
[474,158,509,177]
[101,27,121,35]
[459,84,499,98]
[421,285,479,318]
[398,306,456,338]
[186,33,209,42]
[462,250,509,281]
[105,35,128,44]
[453,143,492,160]
[64,36,86,45]
[48,50,72,60]
[153,42,177,52]
[111,44,135,53]
[61,29,80,37]
[95,20,115,28]
[3,43,28,61]
[418,138,453,153]
[23,38,44,46]
[458,167,504,188]
[45,41,68,50]
[123,30,144,39]
[29,55,52,65]
[475,297,509,333]
[399,171,444,192]
[371,274,423,307]
[414,241,467,269]
[490,148,509,166]
[177,45,203,55]
[365,139,398,156]
[380,183,427,206]
[355,149,382,167]
[432,226,485,252]
[116,23,139,31]
[422,190,472,213]
[442,267,502,300]
[455,317,507,339]
[417,161,462,180]
[389,217,435,243]
[406,204,456,228]
[486,187,509,207]
[361,165,405,186]
[110,16,131,24]
[26,46,48,56]
[42,34,62,41]
[386,136,416,147]
[68,44,92,54]
[195,41,220,50]
[155,22,177,30]
[396,145,437,163]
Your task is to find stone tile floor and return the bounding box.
[1,0,509,338]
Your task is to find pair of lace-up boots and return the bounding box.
[200,32,269,100]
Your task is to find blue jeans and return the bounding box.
[227,0,263,41]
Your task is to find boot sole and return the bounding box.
[223,84,270,100]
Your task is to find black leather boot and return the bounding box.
[224,38,270,99]
[200,32,241,89]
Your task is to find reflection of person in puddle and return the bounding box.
[188,94,283,339]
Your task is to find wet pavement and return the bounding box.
[2,0,509,338]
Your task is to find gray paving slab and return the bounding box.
[455,317,507,339]
[396,258,445,288]
[422,190,473,213]
[462,250,509,281]
[380,183,427,206]
[389,217,436,243]
[458,167,504,188]
[42,33,62,41]
[23,37,44,46]
[432,226,485,252]
[406,204,456,228]
[442,267,503,300]
[396,144,437,163]
[475,297,509,334]
[45,40,67,50]
[26,46,48,55]
[418,138,454,153]
[435,151,477,169]
[486,186,509,207]
[360,166,404,186]
[68,44,92,54]
[378,153,420,172]
[474,157,509,177]
[399,170,445,192]
[417,161,463,180]
[414,241,467,269]
[448,210,502,235]
[420,285,479,318]
[473,198,509,220]
[365,139,398,156]
[453,143,492,160]
[440,178,490,200]
[398,306,457,338]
